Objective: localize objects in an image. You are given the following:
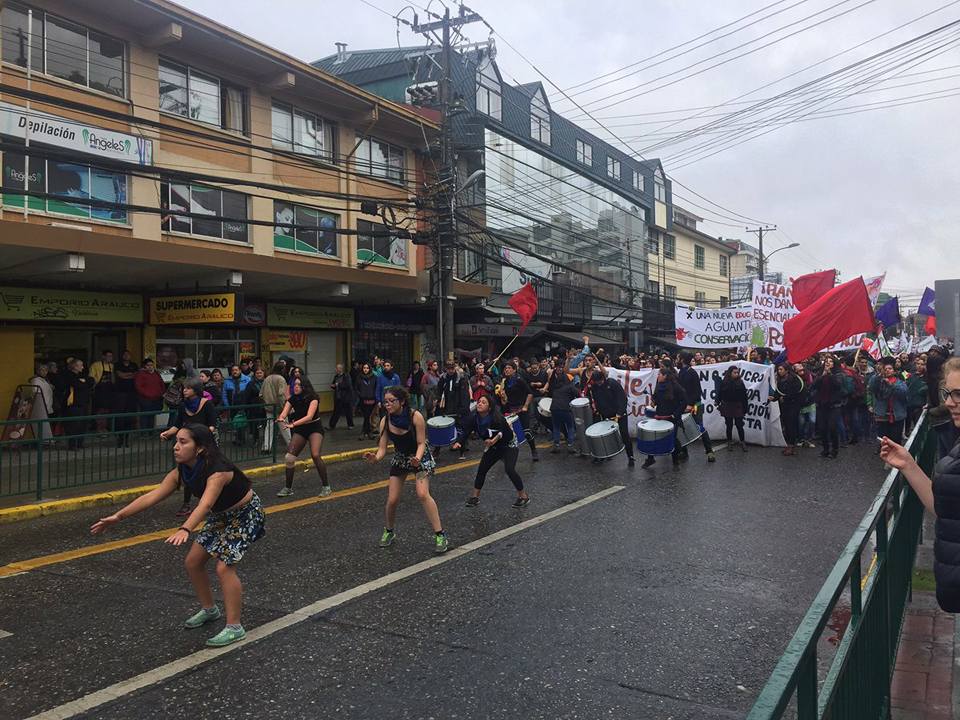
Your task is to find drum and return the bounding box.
[537,397,553,418]
[426,416,457,447]
[505,413,526,445]
[585,420,624,459]
[570,397,593,456]
[470,401,478,414]
[676,413,705,447]
[636,418,676,456]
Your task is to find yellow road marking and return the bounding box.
[0,459,480,579]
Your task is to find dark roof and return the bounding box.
[312,46,439,76]
[513,81,544,98]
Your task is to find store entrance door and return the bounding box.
[92,332,126,360]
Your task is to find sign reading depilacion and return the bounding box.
[0,102,153,166]
[150,294,236,325]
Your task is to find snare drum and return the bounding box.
[636,418,676,456]
[584,420,624,459]
[537,397,552,418]
[505,413,526,445]
[426,416,457,447]
[676,412,705,447]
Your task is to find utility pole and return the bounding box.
[746,225,776,282]
[412,6,482,364]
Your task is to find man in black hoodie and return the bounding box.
[439,361,471,458]
[587,370,635,467]
[677,352,715,463]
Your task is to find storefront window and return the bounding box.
[154,328,258,372]
[352,331,412,375]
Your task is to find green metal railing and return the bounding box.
[748,413,938,719]
[0,403,279,499]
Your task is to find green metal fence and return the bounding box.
[0,404,279,499]
[747,413,938,719]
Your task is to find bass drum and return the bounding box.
[636,418,676,456]
[426,416,457,447]
[584,420,623,459]
[676,413,705,447]
[537,397,552,418]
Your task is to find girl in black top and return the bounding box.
[453,394,529,508]
[91,424,264,648]
[276,376,330,498]
[160,379,219,517]
[364,386,448,554]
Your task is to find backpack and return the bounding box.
[163,382,183,408]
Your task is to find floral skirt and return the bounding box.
[196,493,266,565]
[389,448,436,478]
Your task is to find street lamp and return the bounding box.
[760,242,799,281]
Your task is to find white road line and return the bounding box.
[27,485,625,720]
[0,629,12,640]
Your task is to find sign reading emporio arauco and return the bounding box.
[0,102,153,166]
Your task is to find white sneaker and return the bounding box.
[319,485,333,497]
[276,486,294,497]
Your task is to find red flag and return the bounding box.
[925,315,937,336]
[508,283,538,333]
[790,269,836,311]
[783,277,874,362]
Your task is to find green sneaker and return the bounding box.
[319,485,333,497]
[379,528,396,547]
[434,532,449,554]
[206,625,246,647]
[184,606,221,629]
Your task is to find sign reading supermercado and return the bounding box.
[674,304,752,348]
[0,287,142,323]
[149,294,236,325]
[0,102,153,166]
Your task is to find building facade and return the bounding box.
[725,239,783,305]
[0,0,486,413]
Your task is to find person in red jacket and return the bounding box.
[135,358,167,423]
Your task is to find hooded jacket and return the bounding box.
[933,439,960,612]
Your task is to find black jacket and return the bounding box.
[773,373,805,409]
[461,411,515,446]
[356,373,377,402]
[934,439,960,612]
[653,377,687,419]
[678,366,703,408]
[718,377,749,419]
[439,373,470,415]
[588,379,628,420]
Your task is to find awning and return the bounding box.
[534,329,626,347]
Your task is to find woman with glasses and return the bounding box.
[882,357,960,612]
[364,386,449,554]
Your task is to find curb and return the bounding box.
[0,445,379,526]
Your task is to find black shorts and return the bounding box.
[291,421,324,439]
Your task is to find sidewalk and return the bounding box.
[0,424,380,524]
[891,513,957,720]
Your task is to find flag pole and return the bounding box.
[490,331,521,371]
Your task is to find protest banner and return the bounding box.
[673,303,752,348]
[606,361,785,446]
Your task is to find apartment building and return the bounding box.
[0,0,485,411]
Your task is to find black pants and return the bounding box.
[507,407,537,458]
[114,391,137,437]
[781,403,801,446]
[474,445,523,491]
[877,419,904,446]
[360,401,376,435]
[63,406,86,448]
[725,416,745,444]
[615,415,635,459]
[329,398,355,429]
[818,404,840,453]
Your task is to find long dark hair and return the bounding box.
[178,423,239,475]
[294,376,319,402]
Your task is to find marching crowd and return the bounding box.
[79,334,958,648]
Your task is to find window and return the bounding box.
[355,138,405,183]
[663,234,676,260]
[2,149,127,222]
[607,157,621,181]
[719,254,728,277]
[155,328,258,375]
[271,102,335,162]
[694,244,705,270]
[160,181,248,242]
[273,201,338,257]
[357,219,407,267]
[530,88,550,145]
[632,170,644,193]
[576,139,592,166]
[476,62,501,120]
[647,280,659,296]
[1,4,125,97]
[646,229,659,255]
[654,167,666,202]
[665,285,677,300]
[720,295,729,306]
[159,59,246,133]
[695,291,706,304]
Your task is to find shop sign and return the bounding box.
[358,309,426,332]
[149,293,236,325]
[455,323,542,338]
[241,303,266,327]
[266,330,308,352]
[0,286,142,323]
[267,303,353,329]
[0,102,154,166]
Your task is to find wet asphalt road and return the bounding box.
[0,440,889,719]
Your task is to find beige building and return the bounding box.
[646,207,734,308]
[0,0,487,412]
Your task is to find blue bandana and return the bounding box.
[389,407,412,430]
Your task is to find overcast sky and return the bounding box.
[179,0,960,310]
